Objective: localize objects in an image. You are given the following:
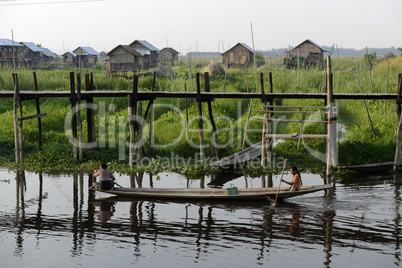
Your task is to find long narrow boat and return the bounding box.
[337,161,394,173]
[91,184,333,201]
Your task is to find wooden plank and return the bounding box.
[0,91,398,100]
[263,105,327,109]
[265,134,327,139]
[258,110,327,114]
[17,113,47,122]
[254,117,331,124]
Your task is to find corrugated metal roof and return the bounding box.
[292,39,327,52]
[41,48,58,57]
[63,51,76,57]
[240,43,254,52]
[161,47,180,54]
[0,38,23,47]
[130,40,159,52]
[107,45,142,57]
[21,42,42,52]
[73,46,99,56]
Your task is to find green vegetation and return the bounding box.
[0,55,401,177]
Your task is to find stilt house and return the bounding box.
[0,38,23,66]
[159,47,179,65]
[222,43,254,67]
[129,40,159,69]
[62,52,76,66]
[284,39,327,68]
[106,45,142,75]
[73,46,99,68]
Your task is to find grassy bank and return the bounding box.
[0,55,401,176]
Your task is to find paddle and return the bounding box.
[113,181,123,188]
[273,161,287,205]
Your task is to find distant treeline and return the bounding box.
[187,46,400,57]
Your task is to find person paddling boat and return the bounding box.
[280,159,302,191]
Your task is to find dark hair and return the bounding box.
[291,166,301,179]
[101,162,107,169]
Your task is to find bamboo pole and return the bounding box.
[33,72,42,150]
[354,70,377,139]
[13,73,20,163]
[196,73,205,164]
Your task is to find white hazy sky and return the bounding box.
[1,0,401,55]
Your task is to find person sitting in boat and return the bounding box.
[93,162,116,190]
[280,159,302,191]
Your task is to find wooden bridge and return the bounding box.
[4,56,402,177]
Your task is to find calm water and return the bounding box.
[0,168,401,267]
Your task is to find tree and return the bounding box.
[255,53,265,67]
[398,46,402,56]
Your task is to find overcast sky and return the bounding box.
[1,0,401,55]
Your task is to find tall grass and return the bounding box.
[0,55,401,171]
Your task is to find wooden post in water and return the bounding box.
[260,72,268,169]
[85,73,96,150]
[204,72,219,159]
[149,72,156,158]
[128,75,139,166]
[196,73,205,164]
[137,102,143,162]
[33,72,42,150]
[394,74,402,171]
[69,72,78,159]
[397,74,402,122]
[13,73,21,164]
[268,72,274,166]
[77,73,83,163]
[326,56,337,176]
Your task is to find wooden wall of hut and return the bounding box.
[222,44,253,67]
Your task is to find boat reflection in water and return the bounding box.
[4,169,402,267]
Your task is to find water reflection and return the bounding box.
[6,170,402,267]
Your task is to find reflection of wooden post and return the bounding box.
[33,72,42,150]
[196,73,205,164]
[70,72,78,159]
[13,73,20,163]
[205,72,219,159]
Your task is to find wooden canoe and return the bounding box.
[337,161,394,173]
[91,184,333,201]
